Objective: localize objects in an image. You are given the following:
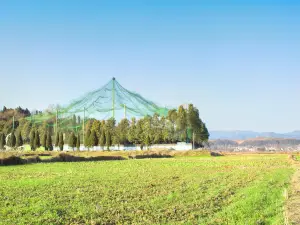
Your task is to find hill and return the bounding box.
[210,130,300,140]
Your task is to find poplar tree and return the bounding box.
[68,132,75,150]
[76,133,80,151]
[59,132,64,151]
[35,130,41,149]
[46,132,53,151]
[16,131,23,147]
[55,132,59,147]
[0,133,6,149]
[30,129,35,150]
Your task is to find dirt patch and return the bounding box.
[286,157,300,224]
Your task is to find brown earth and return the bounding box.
[286,156,300,225]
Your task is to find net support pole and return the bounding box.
[83,107,85,147]
[55,109,58,136]
[12,116,15,131]
[112,77,115,119]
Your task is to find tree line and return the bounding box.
[0,104,209,150]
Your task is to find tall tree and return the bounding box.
[59,132,64,151]
[99,127,106,150]
[0,133,6,149]
[167,109,177,128]
[76,133,80,151]
[91,120,101,139]
[16,131,23,147]
[84,129,91,147]
[186,104,210,145]
[176,105,187,142]
[144,135,150,150]
[105,118,115,150]
[8,131,16,148]
[128,118,137,144]
[55,132,59,147]
[151,114,162,144]
[46,132,53,151]
[116,118,130,145]
[42,132,47,150]
[21,121,32,144]
[136,119,144,145]
[89,130,98,148]
[161,117,170,143]
[30,129,35,150]
[35,130,41,149]
[105,130,111,150]
[68,132,76,151]
[142,116,153,145]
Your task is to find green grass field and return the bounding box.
[0,154,293,225]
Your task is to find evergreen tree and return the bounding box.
[84,129,91,148]
[68,132,75,150]
[136,119,144,145]
[16,131,23,147]
[128,118,137,144]
[91,120,101,139]
[89,130,98,147]
[105,130,111,150]
[77,116,81,125]
[73,134,77,150]
[161,117,170,143]
[21,121,32,144]
[144,135,150,150]
[176,105,187,142]
[55,132,59,147]
[105,118,115,150]
[0,133,6,149]
[76,133,80,150]
[99,128,106,150]
[116,118,130,145]
[46,132,53,151]
[30,129,35,150]
[200,123,210,143]
[8,131,16,148]
[42,132,47,150]
[34,130,41,149]
[59,132,64,151]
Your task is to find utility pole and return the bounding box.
[55,109,58,137]
[112,77,116,119]
[83,107,85,147]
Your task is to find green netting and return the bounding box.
[26,78,169,131]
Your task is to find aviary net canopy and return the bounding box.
[26,78,169,130]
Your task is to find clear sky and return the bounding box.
[0,0,299,132]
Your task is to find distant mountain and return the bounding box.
[210,130,300,140]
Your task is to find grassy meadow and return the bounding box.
[0,154,294,225]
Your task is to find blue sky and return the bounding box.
[0,0,300,132]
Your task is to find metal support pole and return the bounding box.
[55,109,58,136]
[83,107,85,147]
[12,116,15,131]
[112,77,115,119]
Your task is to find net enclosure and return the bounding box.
[26,78,169,132]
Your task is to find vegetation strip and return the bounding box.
[0,154,293,224]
